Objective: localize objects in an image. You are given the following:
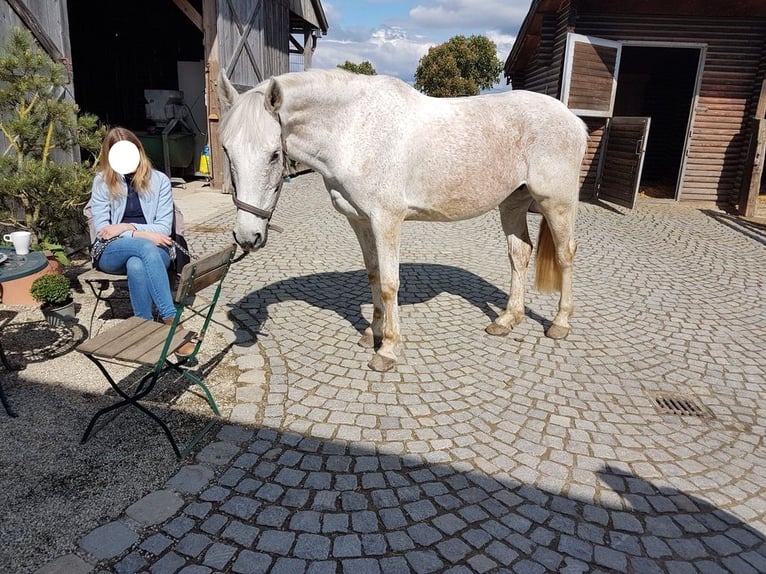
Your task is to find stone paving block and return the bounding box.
[176,532,212,558]
[231,550,273,574]
[163,516,196,538]
[196,441,241,465]
[306,561,338,574]
[332,534,362,557]
[256,530,296,555]
[405,550,444,574]
[293,533,331,559]
[150,551,186,574]
[79,521,139,560]
[35,554,92,574]
[114,550,146,574]
[341,558,383,574]
[203,542,237,569]
[221,520,259,547]
[217,424,256,443]
[126,490,184,526]
[200,513,228,535]
[220,495,261,520]
[165,465,215,494]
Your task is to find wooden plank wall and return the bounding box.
[574,15,766,206]
[263,0,290,78]
[511,8,570,98]
[0,0,76,163]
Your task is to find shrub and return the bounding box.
[30,273,72,305]
[0,27,104,259]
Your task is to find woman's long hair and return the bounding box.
[97,127,153,198]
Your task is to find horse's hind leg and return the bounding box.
[486,189,534,337]
[347,218,382,349]
[535,198,577,339]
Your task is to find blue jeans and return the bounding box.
[97,237,175,320]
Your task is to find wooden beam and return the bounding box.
[171,0,203,31]
[738,80,766,215]
[740,119,765,217]
[203,0,225,191]
[6,0,70,77]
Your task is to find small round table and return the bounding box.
[1,247,48,416]
[0,247,48,282]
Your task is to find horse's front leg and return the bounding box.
[367,218,403,372]
[347,218,382,349]
[486,194,533,336]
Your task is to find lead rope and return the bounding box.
[172,239,193,261]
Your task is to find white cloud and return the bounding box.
[409,0,530,35]
[313,26,432,84]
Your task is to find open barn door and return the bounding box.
[561,33,622,117]
[596,117,651,208]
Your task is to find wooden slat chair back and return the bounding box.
[76,244,238,458]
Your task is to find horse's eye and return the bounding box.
[270,150,281,164]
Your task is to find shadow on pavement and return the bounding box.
[13,410,763,573]
[236,262,554,339]
[700,209,766,246]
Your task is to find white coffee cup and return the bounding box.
[3,231,32,255]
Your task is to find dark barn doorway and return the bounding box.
[67,0,206,178]
[613,46,700,200]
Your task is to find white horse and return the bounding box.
[218,69,588,372]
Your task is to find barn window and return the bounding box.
[561,33,622,117]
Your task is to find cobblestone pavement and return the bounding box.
[38,173,766,573]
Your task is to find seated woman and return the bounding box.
[90,127,193,355]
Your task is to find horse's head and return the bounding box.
[219,71,285,251]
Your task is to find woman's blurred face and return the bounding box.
[108,140,140,174]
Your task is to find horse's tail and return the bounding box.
[535,217,561,293]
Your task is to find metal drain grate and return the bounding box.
[651,393,712,418]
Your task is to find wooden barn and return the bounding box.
[0,0,328,189]
[505,0,766,217]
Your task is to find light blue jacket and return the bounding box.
[90,169,174,237]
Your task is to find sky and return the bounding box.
[310,0,535,92]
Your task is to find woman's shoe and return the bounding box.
[163,317,197,356]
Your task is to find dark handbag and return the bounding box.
[169,217,192,289]
[90,237,117,269]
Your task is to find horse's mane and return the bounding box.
[274,69,418,109]
[221,82,271,145]
[221,70,417,143]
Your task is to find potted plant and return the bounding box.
[30,273,75,326]
[0,27,104,258]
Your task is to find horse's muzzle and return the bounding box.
[232,230,266,252]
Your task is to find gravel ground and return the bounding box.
[0,254,241,573]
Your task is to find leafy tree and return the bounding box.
[415,35,503,97]
[337,60,377,75]
[0,27,104,258]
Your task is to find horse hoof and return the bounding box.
[546,324,570,339]
[368,353,396,372]
[485,322,511,337]
[358,330,375,349]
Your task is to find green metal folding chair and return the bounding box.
[76,244,237,457]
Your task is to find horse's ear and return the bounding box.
[264,78,283,113]
[217,69,238,109]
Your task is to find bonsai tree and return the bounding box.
[30,272,72,308]
[0,27,104,262]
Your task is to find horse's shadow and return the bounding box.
[235,262,551,338]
